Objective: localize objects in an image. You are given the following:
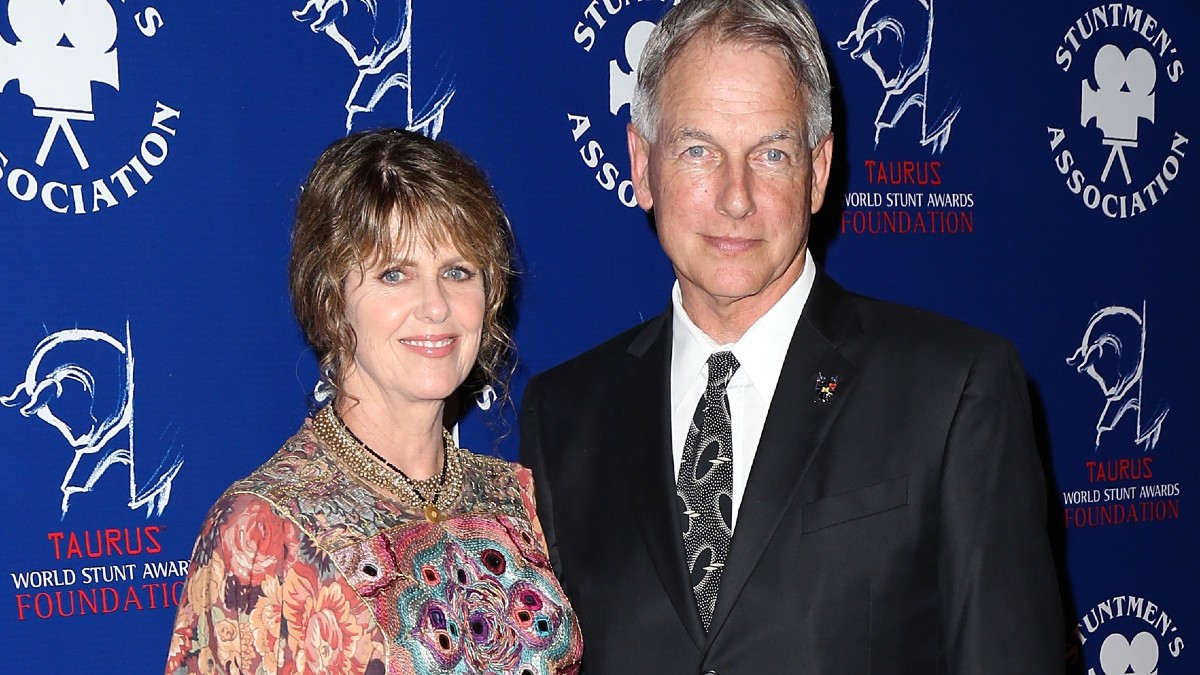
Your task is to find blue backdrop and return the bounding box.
[1,0,1195,672]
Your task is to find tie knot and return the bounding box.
[704,351,740,395]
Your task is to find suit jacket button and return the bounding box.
[701,671,718,675]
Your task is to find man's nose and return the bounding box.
[716,161,756,220]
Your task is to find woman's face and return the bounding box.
[340,239,485,409]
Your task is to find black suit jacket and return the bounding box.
[520,270,1064,674]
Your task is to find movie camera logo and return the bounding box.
[1048,5,1189,219]
[293,0,454,137]
[1,324,183,517]
[0,0,179,216]
[838,0,961,154]
[1075,595,1185,674]
[567,0,677,209]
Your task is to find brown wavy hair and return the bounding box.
[289,129,514,409]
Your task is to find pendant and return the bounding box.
[424,504,445,523]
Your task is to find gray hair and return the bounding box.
[630,0,832,149]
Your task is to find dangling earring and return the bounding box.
[314,365,337,404]
[475,385,497,411]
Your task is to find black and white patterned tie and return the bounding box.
[677,350,739,630]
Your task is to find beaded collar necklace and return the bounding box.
[312,405,463,523]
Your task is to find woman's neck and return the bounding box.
[335,396,445,480]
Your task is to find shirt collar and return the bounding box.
[671,249,816,407]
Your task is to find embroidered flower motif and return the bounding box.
[508,581,561,650]
[412,598,464,669]
[194,645,220,675]
[457,574,522,673]
[208,618,253,672]
[169,428,581,674]
[282,570,370,675]
[185,554,227,612]
[222,498,296,586]
[480,548,507,575]
[395,520,580,672]
[500,515,551,569]
[420,564,441,586]
[249,576,286,673]
[164,619,194,673]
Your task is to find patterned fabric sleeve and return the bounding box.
[514,464,551,556]
[165,492,382,675]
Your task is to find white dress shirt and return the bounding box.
[669,249,816,531]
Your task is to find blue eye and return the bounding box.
[686,146,705,158]
[444,266,476,281]
[764,148,785,162]
[380,269,405,283]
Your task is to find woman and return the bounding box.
[165,130,582,675]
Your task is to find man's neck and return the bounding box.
[680,294,771,344]
[678,256,809,344]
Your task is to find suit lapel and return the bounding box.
[706,270,863,640]
[618,309,708,648]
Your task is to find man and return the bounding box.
[520,0,1064,672]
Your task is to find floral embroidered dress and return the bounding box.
[166,410,582,675]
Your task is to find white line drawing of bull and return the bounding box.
[2,323,183,517]
[1067,303,1169,451]
[292,0,454,137]
[838,0,960,153]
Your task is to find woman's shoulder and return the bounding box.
[458,446,519,476]
[455,448,531,516]
[213,422,390,548]
[226,422,330,498]
[459,447,536,488]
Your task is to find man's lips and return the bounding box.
[704,236,759,254]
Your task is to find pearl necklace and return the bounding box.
[312,405,463,523]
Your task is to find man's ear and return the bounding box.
[809,132,834,214]
[627,123,654,211]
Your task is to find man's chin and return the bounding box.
[684,276,769,305]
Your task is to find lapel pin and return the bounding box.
[814,373,840,404]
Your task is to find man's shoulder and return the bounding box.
[528,316,661,390]
[846,291,1017,362]
[809,267,1010,352]
[853,293,991,337]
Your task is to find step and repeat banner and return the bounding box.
[1,0,1195,672]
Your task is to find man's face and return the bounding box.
[628,35,832,324]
